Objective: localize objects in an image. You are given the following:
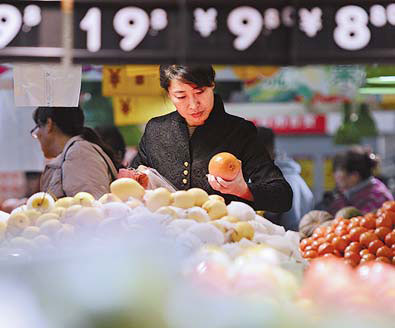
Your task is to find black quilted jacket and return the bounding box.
[131,94,293,212]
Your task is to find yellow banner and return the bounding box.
[295,157,314,188]
[125,65,159,77]
[113,95,175,125]
[324,157,336,191]
[103,65,163,97]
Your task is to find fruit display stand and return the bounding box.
[0,178,395,327]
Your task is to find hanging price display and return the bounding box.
[2,0,395,64]
[0,0,62,62]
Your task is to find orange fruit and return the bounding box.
[208,152,241,181]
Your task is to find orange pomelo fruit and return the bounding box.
[208,152,241,181]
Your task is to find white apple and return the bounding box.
[32,234,51,248]
[227,201,255,221]
[186,207,210,222]
[102,202,130,219]
[9,237,35,250]
[72,207,104,227]
[39,219,62,236]
[36,213,59,227]
[22,226,40,239]
[98,193,122,204]
[7,213,31,234]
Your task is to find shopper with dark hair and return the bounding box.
[130,65,292,212]
[95,125,127,166]
[324,146,393,215]
[31,107,118,199]
[257,127,314,231]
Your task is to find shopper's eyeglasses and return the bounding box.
[30,125,39,139]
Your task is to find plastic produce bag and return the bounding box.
[13,64,81,107]
[118,167,177,192]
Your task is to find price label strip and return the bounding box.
[1,1,395,64]
[0,1,62,62]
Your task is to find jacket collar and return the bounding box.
[46,135,83,168]
[172,94,226,125]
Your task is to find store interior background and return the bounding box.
[1,63,395,204]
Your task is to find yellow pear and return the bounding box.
[126,199,143,209]
[98,193,122,204]
[171,190,195,209]
[40,219,62,236]
[73,192,95,207]
[231,222,254,242]
[55,197,75,209]
[110,178,145,201]
[202,199,227,220]
[209,221,226,234]
[36,213,59,227]
[145,188,172,211]
[9,237,35,250]
[22,226,41,239]
[55,224,75,242]
[155,206,178,219]
[187,207,210,222]
[187,188,209,207]
[32,234,51,248]
[208,194,225,203]
[7,212,31,232]
[221,215,239,223]
[0,221,6,241]
[27,192,55,212]
[24,209,41,225]
[61,205,83,223]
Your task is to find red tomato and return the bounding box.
[368,240,384,255]
[384,231,395,247]
[304,250,318,259]
[312,238,325,249]
[333,249,342,257]
[376,257,391,264]
[365,212,377,221]
[351,217,362,224]
[349,227,368,242]
[335,228,348,237]
[332,236,348,253]
[344,259,358,267]
[360,231,379,247]
[362,253,376,262]
[314,226,327,237]
[311,233,320,240]
[376,214,393,229]
[300,238,310,251]
[375,227,391,241]
[347,221,359,232]
[345,242,362,254]
[360,249,371,257]
[325,233,336,243]
[382,200,395,212]
[318,242,335,256]
[361,216,376,230]
[305,245,316,252]
[392,256,395,265]
[344,251,361,264]
[376,245,392,258]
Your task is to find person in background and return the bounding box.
[95,126,127,167]
[257,127,314,231]
[31,107,119,199]
[129,65,293,212]
[323,146,393,216]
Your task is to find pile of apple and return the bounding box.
[0,178,301,259]
[300,201,395,266]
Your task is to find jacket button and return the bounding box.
[184,162,189,167]
[183,170,188,176]
[182,178,187,184]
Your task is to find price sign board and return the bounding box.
[73,0,180,64]
[292,0,395,64]
[0,0,62,62]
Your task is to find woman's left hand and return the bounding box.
[207,161,253,201]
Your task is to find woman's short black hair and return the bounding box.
[159,65,216,91]
[333,146,379,180]
[33,107,123,169]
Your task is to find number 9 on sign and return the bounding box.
[0,4,22,49]
[227,6,263,51]
[114,7,150,52]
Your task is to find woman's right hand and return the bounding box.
[117,168,149,189]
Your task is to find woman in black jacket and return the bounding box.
[131,65,292,212]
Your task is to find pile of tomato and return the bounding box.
[300,201,395,267]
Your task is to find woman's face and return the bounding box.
[34,120,56,159]
[167,79,215,126]
[334,169,360,192]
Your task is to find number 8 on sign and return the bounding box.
[0,4,22,49]
[334,6,370,51]
[114,7,149,52]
